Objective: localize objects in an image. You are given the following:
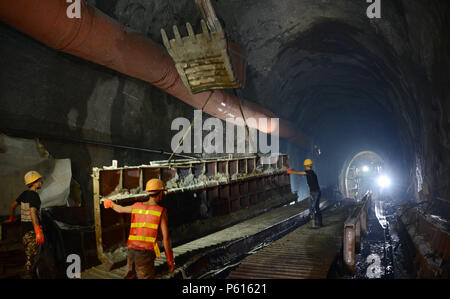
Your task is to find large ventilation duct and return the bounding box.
[0,0,312,150]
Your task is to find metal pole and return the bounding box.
[343,225,356,275]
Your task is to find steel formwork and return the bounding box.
[92,154,292,265]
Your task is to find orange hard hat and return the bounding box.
[145,179,166,194]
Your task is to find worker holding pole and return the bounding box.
[103,178,175,278]
[287,159,323,228]
[4,171,45,278]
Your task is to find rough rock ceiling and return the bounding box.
[212,0,448,174]
[87,0,449,193]
[214,0,413,128]
[89,0,444,136]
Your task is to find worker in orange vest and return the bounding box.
[103,178,175,278]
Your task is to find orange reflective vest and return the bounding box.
[126,203,165,257]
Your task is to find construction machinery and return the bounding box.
[92,154,294,269]
[161,0,246,94]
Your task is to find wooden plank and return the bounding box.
[227,204,354,279]
[92,168,105,264]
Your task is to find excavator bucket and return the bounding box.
[161,7,246,94]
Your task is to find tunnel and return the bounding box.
[0,0,449,283]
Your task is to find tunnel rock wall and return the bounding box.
[0,25,194,220]
[0,0,254,223]
[0,1,237,271]
[0,0,203,222]
[400,1,450,204]
[213,0,450,205]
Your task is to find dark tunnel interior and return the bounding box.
[0,0,449,282]
[268,19,415,197]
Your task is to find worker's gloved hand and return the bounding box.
[3,216,18,223]
[166,251,175,273]
[34,225,44,245]
[168,263,175,273]
[103,199,115,209]
[286,168,293,174]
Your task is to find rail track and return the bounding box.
[227,202,356,279]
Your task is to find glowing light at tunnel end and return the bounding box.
[377,175,391,188]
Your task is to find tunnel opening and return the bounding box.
[340,150,386,200]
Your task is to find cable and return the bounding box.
[167,90,215,166]
[234,89,258,155]
[1,128,200,160]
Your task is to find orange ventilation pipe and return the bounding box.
[0,0,312,150]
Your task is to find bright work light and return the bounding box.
[377,175,391,188]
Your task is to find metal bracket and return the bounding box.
[161,0,246,94]
[195,0,220,32]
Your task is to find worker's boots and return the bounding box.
[311,214,318,228]
[316,213,323,227]
[311,213,323,228]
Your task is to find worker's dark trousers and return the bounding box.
[124,248,156,279]
[309,191,322,226]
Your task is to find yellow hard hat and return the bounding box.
[145,179,166,194]
[304,159,313,166]
[24,171,42,186]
